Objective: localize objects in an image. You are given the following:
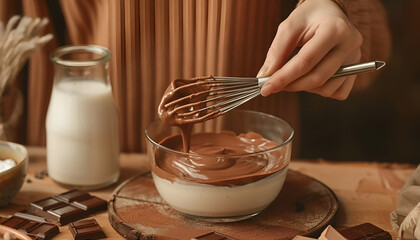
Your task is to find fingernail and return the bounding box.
[260,83,272,97]
[257,65,268,78]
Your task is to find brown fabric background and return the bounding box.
[0,0,390,154]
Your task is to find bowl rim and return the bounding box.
[0,141,28,177]
[145,109,294,157]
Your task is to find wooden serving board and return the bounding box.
[108,170,338,240]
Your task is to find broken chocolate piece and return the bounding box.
[34,170,49,180]
[26,190,107,226]
[69,219,106,240]
[338,223,392,240]
[191,231,237,240]
[35,172,44,179]
[0,215,59,240]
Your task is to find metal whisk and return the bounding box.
[162,61,385,124]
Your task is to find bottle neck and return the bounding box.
[50,45,112,86]
[53,62,110,86]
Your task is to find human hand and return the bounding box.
[257,0,362,100]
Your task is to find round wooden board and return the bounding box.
[108,170,338,240]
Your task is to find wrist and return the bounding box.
[296,0,347,16]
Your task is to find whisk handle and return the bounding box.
[257,60,386,87]
[332,61,386,78]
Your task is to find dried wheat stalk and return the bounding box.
[0,16,53,97]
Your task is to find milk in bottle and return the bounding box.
[46,45,119,190]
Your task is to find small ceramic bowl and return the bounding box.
[0,141,28,207]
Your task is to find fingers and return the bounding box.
[261,20,362,97]
[285,48,361,100]
[284,40,360,90]
[305,75,356,100]
[308,49,361,100]
[330,76,356,100]
[259,26,337,96]
[261,19,360,95]
[257,20,302,78]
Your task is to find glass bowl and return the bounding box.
[145,110,294,222]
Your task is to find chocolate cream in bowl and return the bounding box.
[156,77,287,187]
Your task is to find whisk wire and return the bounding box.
[203,88,259,111]
[219,91,261,113]
[176,88,259,117]
[206,85,259,99]
[167,61,386,123]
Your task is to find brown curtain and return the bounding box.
[0,0,390,154]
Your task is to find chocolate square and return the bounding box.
[72,196,108,212]
[69,219,106,240]
[30,198,67,211]
[55,189,91,203]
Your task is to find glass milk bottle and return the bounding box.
[46,45,119,190]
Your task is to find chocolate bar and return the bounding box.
[26,190,107,226]
[0,216,59,240]
[338,223,392,240]
[69,219,106,240]
[191,231,237,240]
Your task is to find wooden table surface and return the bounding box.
[0,146,417,239]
